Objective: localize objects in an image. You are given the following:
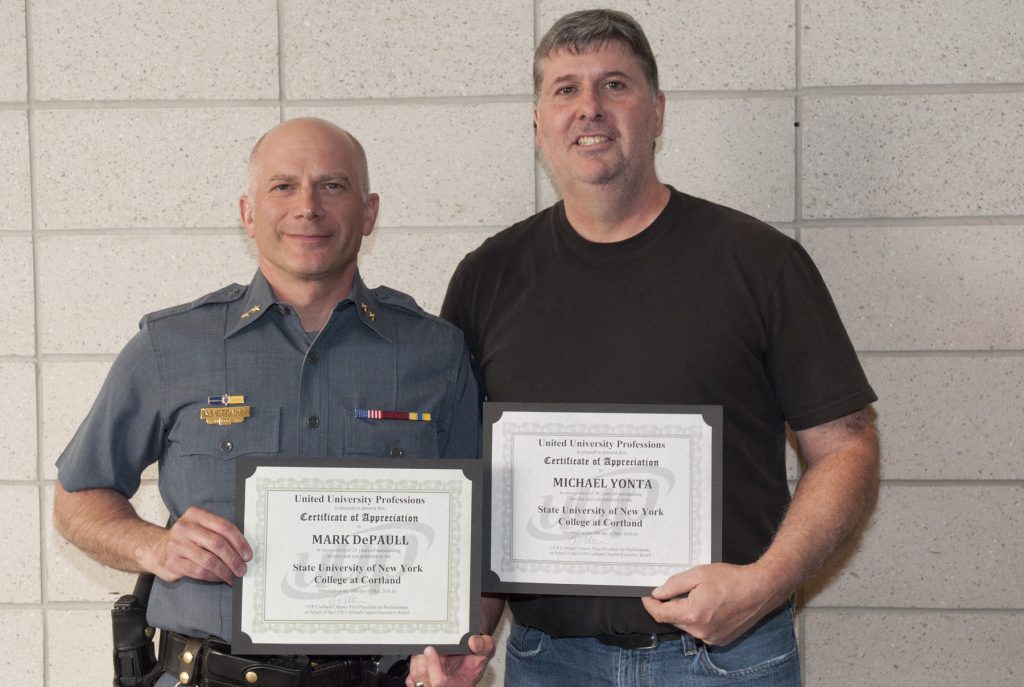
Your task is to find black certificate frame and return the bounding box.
[232,457,482,656]
[483,402,723,597]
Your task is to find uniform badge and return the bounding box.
[201,394,251,425]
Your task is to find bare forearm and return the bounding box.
[643,410,879,645]
[55,483,252,584]
[755,413,880,603]
[480,594,506,635]
[53,483,162,573]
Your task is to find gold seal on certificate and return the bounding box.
[232,458,481,655]
[483,403,722,596]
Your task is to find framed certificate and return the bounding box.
[232,458,481,655]
[483,403,721,596]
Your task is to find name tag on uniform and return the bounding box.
[201,394,250,425]
[201,406,251,425]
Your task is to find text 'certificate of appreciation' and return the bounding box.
[484,403,721,596]
[232,458,481,655]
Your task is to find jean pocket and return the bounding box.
[699,606,799,679]
[507,623,549,659]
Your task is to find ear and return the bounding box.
[362,193,380,237]
[239,196,256,238]
[533,105,540,145]
[654,90,666,138]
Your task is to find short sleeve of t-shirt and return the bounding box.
[764,242,876,430]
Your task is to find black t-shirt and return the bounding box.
[442,188,876,636]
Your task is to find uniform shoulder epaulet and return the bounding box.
[140,284,246,326]
[371,285,458,330]
[370,284,417,311]
[371,285,425,314]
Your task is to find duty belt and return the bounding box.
[158,632,386,687]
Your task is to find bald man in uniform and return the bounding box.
[55,118,494,687]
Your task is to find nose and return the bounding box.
[295,184,323,219]
[577,85,604,120]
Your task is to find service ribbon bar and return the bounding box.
[355,409,432,422]
[207,394,246,406]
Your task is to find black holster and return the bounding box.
[112,573,160,687]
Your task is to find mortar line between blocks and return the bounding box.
[23,1,51,682]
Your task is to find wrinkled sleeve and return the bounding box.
[55,323,166,498]
[765,243,877,431]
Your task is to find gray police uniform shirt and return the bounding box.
[56,270,480,640]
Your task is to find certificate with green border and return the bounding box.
[483,403,722,597]
[232,458,481,655]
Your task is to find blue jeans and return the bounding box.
[505,605,800,686]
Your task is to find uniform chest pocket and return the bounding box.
[345,415,439,458]
[173,406,282,459]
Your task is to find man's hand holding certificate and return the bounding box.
[233,459,482,656]
[483,404,722,596]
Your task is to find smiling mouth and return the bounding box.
[576,135,610,146]
[287,233,332,243]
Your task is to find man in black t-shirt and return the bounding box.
[442,9,879,686]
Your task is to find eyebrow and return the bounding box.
[549,70,634,86]
[265,173,352,185]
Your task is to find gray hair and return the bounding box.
[534,9,660,98]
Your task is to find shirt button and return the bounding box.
[307,351,319,363]
[220,440,233,454]
[389,446,404,458]
[306,415,320,429]
[277,305,289,315]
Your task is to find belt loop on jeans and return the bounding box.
[681,633,702,656]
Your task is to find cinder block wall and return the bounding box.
[2,1,1022,684]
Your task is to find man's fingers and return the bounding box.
[407,647,443,687]
[189,524,248,577]
[187,507,253,561]
[652,579,690,600]
[405,653,426,687]
[180,506,252,562]
[165,508,252,582]
[652,565,708,599]
[405,657,422,687]
[641,594,691,630]
[423,646,448,686]
[164,534,239,585]
[406,638,495,687]
[468,634,496,659]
